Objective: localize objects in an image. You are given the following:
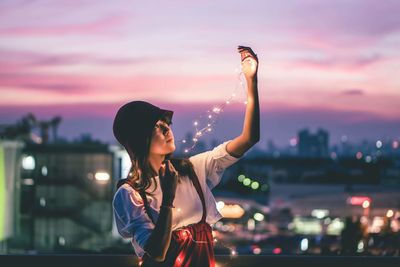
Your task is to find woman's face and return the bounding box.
[149,119,176,156]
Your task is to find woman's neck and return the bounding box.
[148,153,166,175]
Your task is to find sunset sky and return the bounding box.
[1,0,399,148]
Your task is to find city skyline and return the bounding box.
[2,108,398,154]
[1,0,400,147]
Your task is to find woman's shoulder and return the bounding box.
[113,183,130,202]
[115,182,134,195]
[113,182,143,206]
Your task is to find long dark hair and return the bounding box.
[116,117,194,194]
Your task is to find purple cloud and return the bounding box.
[340,89,365,96]
[288,53,384,70]
[281,0,400,42]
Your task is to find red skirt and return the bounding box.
[141,221,215,267]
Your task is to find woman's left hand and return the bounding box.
[238,46,258,80]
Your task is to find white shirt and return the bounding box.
[112,140,240,257]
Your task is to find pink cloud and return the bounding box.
[284,53,387,71]
[0,15,126,36]
[0,72,93,93]
[0,48,175,73]
[0,71,234,102]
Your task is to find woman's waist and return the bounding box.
[172,221,213,242]
[173,221,211,231]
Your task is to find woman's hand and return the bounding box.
[159,160,178,207]
[145,160,178,262]
[238,45,258,81]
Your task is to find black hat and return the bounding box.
[113,101,173,156]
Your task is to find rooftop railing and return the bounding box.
[1,255,400,267]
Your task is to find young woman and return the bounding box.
[112,46,259,267]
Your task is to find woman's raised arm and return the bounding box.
[226,46,260,158]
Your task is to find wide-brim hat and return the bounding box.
[113,101,173,156]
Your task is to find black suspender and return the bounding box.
[188,167,207,222]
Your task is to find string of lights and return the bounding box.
[181,64,248,154]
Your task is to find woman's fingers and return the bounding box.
[239,50,257,59]
[238,49,253,54]
[238,46,253,51]
[238,46,258,63]
[238,46,257,56]
[238,45,251,50]
[159,161,167,177]
[167,161,178,178]
[165,160,172,177]
[241,54,257,63]
[160,160,177,178]
[159,166,165,178]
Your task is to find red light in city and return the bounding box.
[273,247,282,254]
[348,196,371,206]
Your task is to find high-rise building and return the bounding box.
[298,128,329,158]
[11,143,115,252]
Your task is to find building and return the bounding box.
[298,128,329,158]
[8,142,116,253]
[0,141,24,253]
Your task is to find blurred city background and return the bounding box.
[0,0,400,258]
[0,114,399,256]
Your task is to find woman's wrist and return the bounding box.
[246,75,258,83]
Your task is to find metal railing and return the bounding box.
[1,254,399,267]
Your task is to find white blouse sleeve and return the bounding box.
[112,186,154,250]
[189,140,241,189]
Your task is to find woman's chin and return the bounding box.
[167,143,176,153]
[170,146,176,153]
